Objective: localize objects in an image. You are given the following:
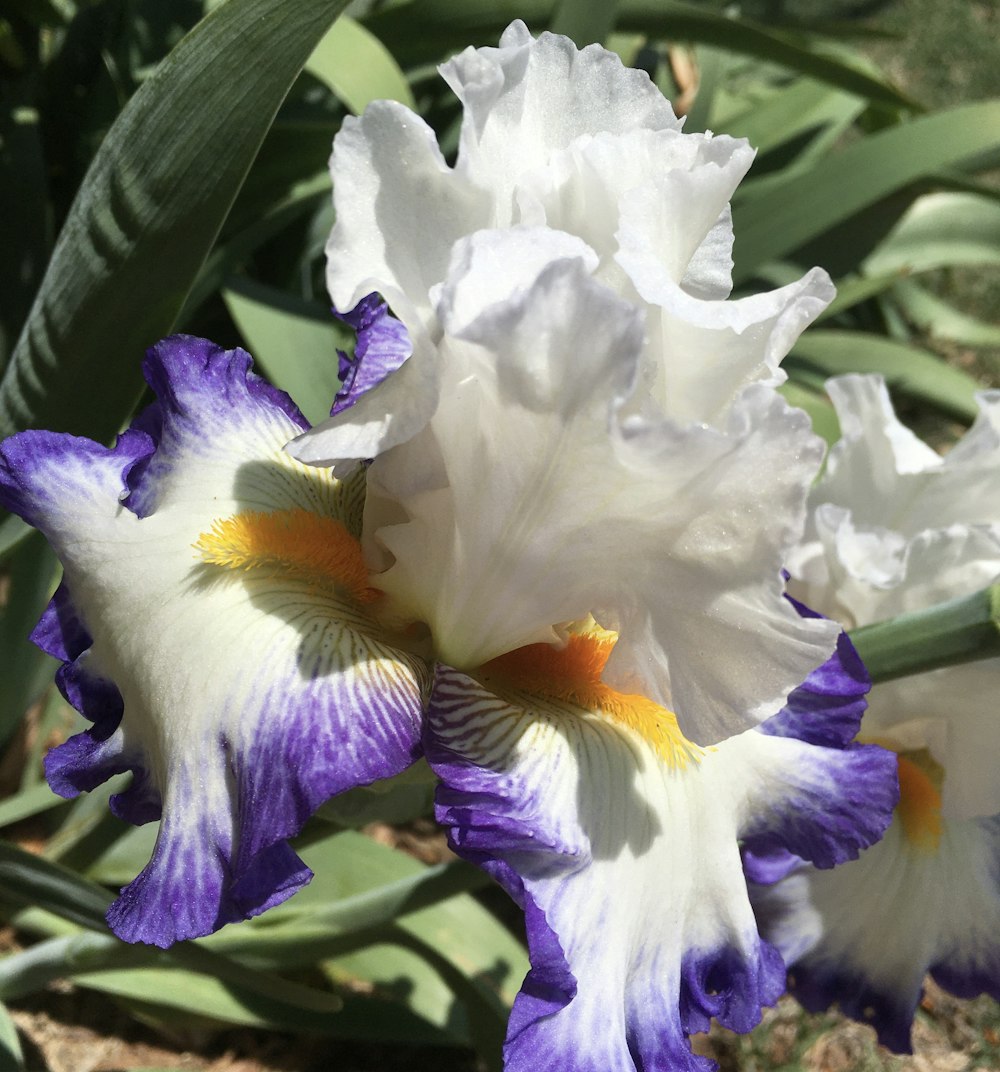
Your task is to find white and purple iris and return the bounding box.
[751,373,1000,1052]
[0,337,427,947]
[0,23,905,1072]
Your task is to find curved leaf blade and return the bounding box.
[305,14,415,113]
[733,101,1000,281]
[0,0,349,443]
[787,329,982,423]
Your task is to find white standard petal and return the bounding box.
[815,374,1000,536]
[513,127,753,298]
[325,100,491,327]
[441,21,680,227]
[366,237,836,743]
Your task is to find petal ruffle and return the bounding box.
[332,294,412,416]
[442,20,680,226]
[0,336,427,946]
[804,374,1000,539]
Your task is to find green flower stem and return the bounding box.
[849,583,1000,684]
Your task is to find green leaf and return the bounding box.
[363,0,913,108]
[778,381,839,445]
[864,192,1000,276]
[222,278,348,426]
[0,841,112,932]
[207,831,527,1050]
[0,1000,23,1071]
[891,280,1000,349]
[305,14,415,113]
[181,173,331,323]
[0,781,66,830]
[733,102,1000,281]
[72,962,449,1040]
[714,77,864,158]
[0,531,58,747]
[0,0,350,445]
[787,329,981,424]
[549,0,619,45]
[0,85,51,371]
[850,584,1000,684]
[0,514,33,564]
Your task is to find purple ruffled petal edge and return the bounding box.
[745,628,897,870]
[332,294,411,416]
[125,334,310,517]
[425,665,794,1072]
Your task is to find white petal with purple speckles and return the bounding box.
[426,631,894,1072]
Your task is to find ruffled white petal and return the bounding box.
[442,21,680,226]
[811,375,1000,537]
[365,235,835,742]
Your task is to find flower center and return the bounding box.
[194,508,378,604]
[895,748,943,853]
[479,629,703,768]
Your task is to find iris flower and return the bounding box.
[0,23,901,1071]
[751,373,1000,1050]
[0,337,427,947]
[288,25,899,1070]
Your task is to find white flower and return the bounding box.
[756,372,1000,1050]
[290,21,839,745]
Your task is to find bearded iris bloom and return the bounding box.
[287,24,899,1070]
[751,374,1000,1050]
[0,21,903,1070]
[0,336,427,947]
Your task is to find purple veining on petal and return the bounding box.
[4,333,428,947]
[32,583,126,749]
[428,623,899,1071]
[757,815,1000,1053]
[106,763,311,947]
[742,735,897,871]
[331,294,412,416]
[931,927,1000,1005]
[145,334,307,428]
[54,655,123,723]
[425,665,580,1065]
[45,726,132,798]
[122,401,164,518]
[760,624,870,750]
[107,656,425,948]
[0,425,154,533]
[426,664,799,1072]
[745,614,896,870]
[741,846,801,886]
